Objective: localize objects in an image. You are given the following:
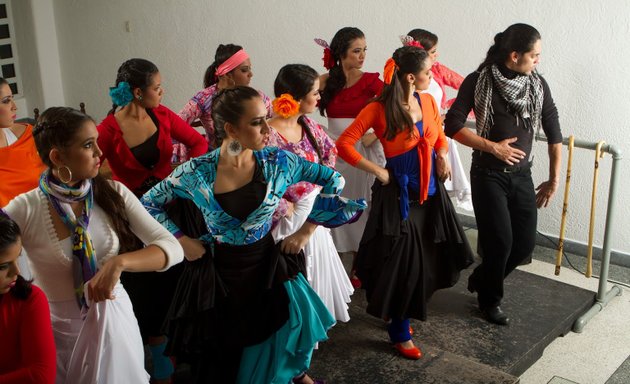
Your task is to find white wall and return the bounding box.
[46,0,630,254]
[11,0,64,114]
[9,0,42,117]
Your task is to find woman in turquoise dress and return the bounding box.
[142,86,365,383]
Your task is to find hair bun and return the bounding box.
[494,32,504,44]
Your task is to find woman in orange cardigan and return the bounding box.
[0,78,46,208]
[336,45,473,360]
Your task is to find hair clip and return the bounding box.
[383,57,399,85]
[399,35,424,49]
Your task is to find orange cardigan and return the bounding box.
[336,92,448,203]
[0,125,47,207]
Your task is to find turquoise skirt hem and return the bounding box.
[237,273,335,384]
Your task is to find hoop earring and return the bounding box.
[57,166,73,184]
[227,140,243,156]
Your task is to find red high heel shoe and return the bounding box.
[393,342,422,360]
[350,270,362,289]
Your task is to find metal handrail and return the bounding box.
[535,133,623,332]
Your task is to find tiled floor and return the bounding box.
[517,259,629,384]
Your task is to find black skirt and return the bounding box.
[357,180,474,321]
[162,225,305,382]
[119,198,202,339]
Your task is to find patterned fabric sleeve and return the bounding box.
[167,107,208,158]
[178,98,202,125]
[267,128,317,225]
[260,90,273,118]
[141,161,199,238]
[283,151,366,227]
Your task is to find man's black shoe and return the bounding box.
[481,306,510,326]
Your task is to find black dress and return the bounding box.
[162,162,306,383]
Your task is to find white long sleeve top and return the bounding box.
[4,180,183,302]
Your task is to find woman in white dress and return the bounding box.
[267,64,354,323]
[3,107,184,384]
[316,27,385,287]
[407,29,473,211]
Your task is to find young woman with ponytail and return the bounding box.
[266,61,340,384]
[444,23,562,326]
[405,29,473,212]
[3,107,183,383]
[315,27,384,289]
[267,63,354,327]
[336,46,473,360]
[178,44,272,148]
[143,86,365,383]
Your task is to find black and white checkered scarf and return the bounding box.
[474,64,544,139]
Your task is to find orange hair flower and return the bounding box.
[272,93,300,118]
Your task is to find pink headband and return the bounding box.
[215,49,250,77]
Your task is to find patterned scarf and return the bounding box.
[474,64,544,139]
[39,170,96,312]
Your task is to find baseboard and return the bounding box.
[457,213,630,268]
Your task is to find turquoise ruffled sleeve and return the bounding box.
[280,150,367,228]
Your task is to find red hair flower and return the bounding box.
[314,38,336,70]
[272,94,300,118]
[322,48,335,70]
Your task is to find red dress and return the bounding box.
[0,285,56,384]
[326,72,383,118]
[325,72,384,253]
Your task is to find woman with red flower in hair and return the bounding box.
[315,27,384,289]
